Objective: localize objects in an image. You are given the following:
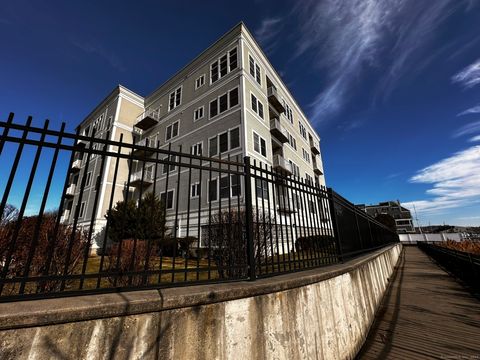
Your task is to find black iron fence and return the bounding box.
[418,242,480,294]
[0,113,398,301]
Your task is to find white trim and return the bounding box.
[193,105,205,121]
[209,46,239,85]
[165,120,180,142]
[195,74,206,90]
[252,131,267,158]
[190,182,201,198]
[249,91,264,121]
[208,86,240,120]
[191,141,203,156]
[168,85,183,112]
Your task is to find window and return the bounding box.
[191,183,201,198]
[284,101,293,123]
[230,127,240,149]
[209,136,218,157]
[195,75,205,89]
[302,148,310,163]
[251,94,264,119]
[95,175,100,190]
[229,88,239,107]
[219,93,228,113]
[289,160,300,177]
[208,178,218,201]
[194,106,204,121]
[165,121,179,141]
[255,179,269,199]
[288,133,297,150]
[219,132,228,153]
[79,202,86,218]
[293,193,303,211]
[168,86,182,111]
[209,87,239,119]
[220,175,241,198]
[162,155,176,174]
[249,55,261,85]
[210,47,238,84]
[305,173,314,186]
[191,142,203,156]
[253,133,267,157]
[210,99,218,118]
[299,122,307,139]
[85,172,92,187]
[160,190,174,209]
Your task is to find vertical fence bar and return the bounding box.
[243,157,256,281]
[0,112,14,156]
[327,188,343,263]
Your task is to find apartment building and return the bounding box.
[64,22,326,252]
[357,201,415,233]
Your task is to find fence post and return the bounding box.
[243,156,256,281]
[327,188,343,263]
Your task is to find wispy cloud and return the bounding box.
[452,58,480,88]
[289,0,469,124]
[470,135,480,142]
[403,145,480,215]
[254,17,283,53]
[458,105,480,116]
[453,120,480,137]
[71,40,126,73]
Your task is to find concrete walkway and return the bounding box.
[357,246,480,359]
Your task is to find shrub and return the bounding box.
[295,235,336,252]
[106,239,150,287]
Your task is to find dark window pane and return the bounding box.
[209,137,217,156]
[229,48,237,70]
[219,94,228,113]
[211,62,219,83]
[249,57,255,77]
[231,175,240,196]
[255,64,261,84]
[260,138,266,156]
[229,88,238,107]
[230,128,239,149]
[220,55,228,77]
[258,101,264,119]
[220,176,229,198]
[219,132,228,153]
[251,94,257,113]
[209,179,217,201]
[210,99,218,118]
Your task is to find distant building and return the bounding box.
[357,201,415,233]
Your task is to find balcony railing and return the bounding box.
[313,159,323,175]
[71,159,82,172]
[310,138,320,155]
[129,168,155,187]
[134,108,160,130]
[131,138,154,157]
[272,154,292,175]
[267,86,286,114]
[65,184,76,197]
[269,118,289,143]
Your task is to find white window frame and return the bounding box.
[195,74,205,90]
[299,122,307,140]
[207,176,219,203]
[302,148,310,163]
[168,86,182,112]
[209,86,240,120]
[249,55,262,85]
[85,171,92,187]
[250,92,264,120]
[208,135,218,157]
[165,120,180,141]
[79,201,86,218]
[191,182,201,198]
[219,174,241,199]
[210,46,238,84]
[253,131,267,158]
[191,141,203,156]
[160,189,175,210]
[193,106,204,121]
[229,126,241,151]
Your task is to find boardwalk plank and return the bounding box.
[357,246,480,359]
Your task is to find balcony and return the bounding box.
[131,138,154,157]
[60,209,70,223]
[71,159,82,172]
[65,184,76,198]
[129,168,154,187]
[272,154,292,175]
[267,86,286,114]
[310,138,320,155]
[134,109,160,130]
[313,160,323,175]
[270,118,289,143]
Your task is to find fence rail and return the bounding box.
[418,242,480,294]
[0,113,398,302]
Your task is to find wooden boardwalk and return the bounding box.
[357,246,480,359]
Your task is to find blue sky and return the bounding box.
[1,0,480,226]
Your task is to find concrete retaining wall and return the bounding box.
[0,244,402,360]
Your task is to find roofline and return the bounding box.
[76,85,144,131]
[145,22,244,100]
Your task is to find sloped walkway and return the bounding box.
[357,246,480,359]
